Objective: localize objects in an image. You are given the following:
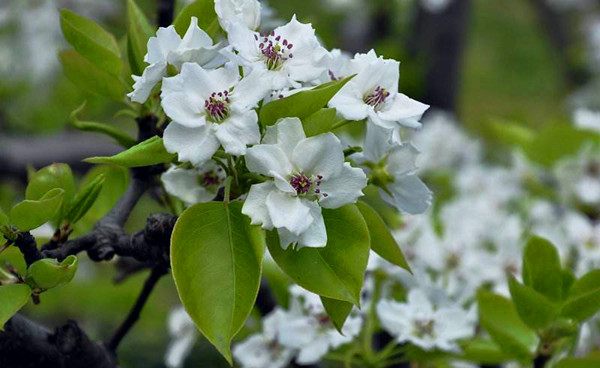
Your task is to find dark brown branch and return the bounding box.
[107,266,168,352]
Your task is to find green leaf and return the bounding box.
[171,201,265,364]
[173,0,220,39]
[267,204,370,305]
[26,255,78,290]
[477,289,537,362]
[69,102,137,148]
[11,189,65,232]
[522,236,563,302]
[459,339,513,365]
[259,76,355,126]
[555,356,600,368]
[508,276,558,330]
[66,174,105,224]
[26,163,75,224]
[320,296,353,333]
[262,260,292,309]
[0,209,8,228]
[126,0,154,76]
[0,284,32,330]
[60,9,122,77]
[302,108,347,137]
[0,209,10,240]
[59,49,125,101]
[561,269,600,322]
[356,201,411,272]
[85,136,176,167]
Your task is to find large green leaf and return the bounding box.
[85,136,176,167]
[26,163,75,224]
[459,339,513,365]
[267,204,370,305]
[26,255,78,290]
[522,236,563,302]
[555,356,600,368]
[171,201,265,364]
[477,289,537,362]
[508,276,558,330]
[561,270,600,322]
[59,49,125,101]
[60,9,122,77]
[66,174,105,224]
[0,284,32,330]
[173,0,220,38]
[126,0,154,76]
[302,108,348,137]
[320,296,353,333]
[259,76,354,126]
[356,201,410,272]
[10,189,65,232]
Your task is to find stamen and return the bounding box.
[364,86,390,109]
[256,31,294,71]
[204,89,231,122]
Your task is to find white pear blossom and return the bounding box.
[242,117,367,249]
[329,50,429,132]
[574,108,600,133]
[276,286,362,365]
[223,15,329,90]
[233,309,294,368]
[161,163,226,206]
[215,0,261,31]
[359,124,432,214]
[162,62,270,166]
[377,288,475,352]
[555,145,600,206]
[128,17,223,104]
[164,306,198,368]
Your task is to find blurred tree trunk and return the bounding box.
[407,0,472,113]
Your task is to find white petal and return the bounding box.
[161,166,216,205]
[145,26,181,64]
[384,176,432,214]
[242,182,277,229]
[161,92,206,128]
[215,0,262,31]
[180,17,212,49]
[296,201,327,248]
[266,191,312,235]
[128,62,166,103]
[277,316,318,349]
[164,332,197,368]
[263,117,306,160]
[226,22,260,61]
[318,163,367,209]
[272,172,296,194]
[386,143,420,177]
[328,83,369,121]
[363,123,396,162]
[169,44,224,70]
[292,133,344,179]
[296,335,331,365]
[232,68,271,111]
[163,123,220,166]
[213,110,260,155]
[378,93,429,128]
[245,144,293,178]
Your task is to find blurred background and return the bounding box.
[1,0,600,366]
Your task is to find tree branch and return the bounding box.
[107,266,168,352]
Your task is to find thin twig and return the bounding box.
[106,266,168,352]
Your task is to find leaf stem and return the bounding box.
[224,176,232,203]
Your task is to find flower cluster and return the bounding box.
[134,0,432,250]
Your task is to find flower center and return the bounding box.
[255,31,294,71]
[197,169,223,189]
[289,173,328,198]
[364,86,390,109]
[204,90,230,122]
[413,319,435,338]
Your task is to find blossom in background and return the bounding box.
[161,163,226,206]
[162,63,269,165]
[165,307,198,368]
[358,124,432,214]
[233,309,294,368]
[329,50,429,133]
[574,108,600,133]
[555,145,600,206]
[420,0,453,13]
[223,15,329,90]
[276,287,362,364]
[215,0,261,31]
[242,118,367,249]
[128,17,223,103]
[377,288,475,352]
